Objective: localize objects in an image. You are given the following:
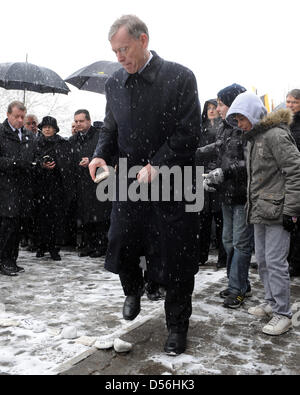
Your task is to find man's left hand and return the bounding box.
[79,157,90,168]
[137,164,158,184]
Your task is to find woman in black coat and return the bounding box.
[34,117,74,261]
[196,99,226,268]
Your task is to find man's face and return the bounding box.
[207,103,219,120]
[25,117,38,133]
[286,95,300,114]
[216,99,229,120]
[74,113,91,133]
[7,107,26,129]
[235,114,252,132]
[110,26,149,74]
[71,122,77,135]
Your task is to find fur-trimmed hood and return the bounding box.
[246,108,294,140]
[226,90,294,140]
[255,108,293,130]
[226,91,267,128]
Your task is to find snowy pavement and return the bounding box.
[0,247,161,375]
[0,248,300,375]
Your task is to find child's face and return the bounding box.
[235,114,252,132]
[216,99,229,120]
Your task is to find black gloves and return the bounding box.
[282,214,298,233]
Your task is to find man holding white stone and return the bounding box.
[89,15,201,355]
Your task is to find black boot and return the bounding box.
[122,295,141,320]
[164,332,187,355]
[50,249,61,261]
[78,246,93,257]
[0,261,18,277]
[36,249,45,258]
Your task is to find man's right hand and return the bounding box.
[89,158,109,182]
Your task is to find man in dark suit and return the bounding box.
[0,101,35,276]
[286,89,300,277]
[69,110,110,258]
[89,15,201,355]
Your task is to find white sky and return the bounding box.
[0,0,299,133]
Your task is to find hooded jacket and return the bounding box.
[227,94,300,224]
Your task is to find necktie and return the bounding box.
[16,128,22,141]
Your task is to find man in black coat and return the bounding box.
[89,15,201,355]
[69,110,111,258]
[286,89,300,277]
[0,101,35,276]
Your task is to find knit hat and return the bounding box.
[217,83,247,107]
[38,116,59,133]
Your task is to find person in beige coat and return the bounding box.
[226,91,300,336]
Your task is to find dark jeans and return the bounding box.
[0,217,21,264]
[222,204,253,295]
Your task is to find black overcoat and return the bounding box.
[93,51,202,284]
[33,134,75,244]
[69,126,111,225]
[290,111,300,150]
[0,119,35,218]
[215,121,248,206]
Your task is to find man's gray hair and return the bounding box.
[108,14,149,41]
[7,101,27,114]
[25,114,38,123]
[287,89,300,100]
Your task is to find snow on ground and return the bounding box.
[1,249,300,375]
[0,248,165,375]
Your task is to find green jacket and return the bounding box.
[245,109,300,225]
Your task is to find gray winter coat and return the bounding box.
[245,109,300,225]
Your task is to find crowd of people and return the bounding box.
[0,105,111,269]
[0,14,300,355]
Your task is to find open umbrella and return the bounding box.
[0,62,70,97]
[65,60,121,95]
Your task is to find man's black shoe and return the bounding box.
[78,247,93,257]
[164,332,187,356]
[122,296,141,320]
[36,249,45,258]
[0,263,18,277]
[50,251,61,261]
[89,250,106,258]
[223,293,245,309]
[16,265,25,273]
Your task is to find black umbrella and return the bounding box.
[0,62,70,95]
[65,60,121,95]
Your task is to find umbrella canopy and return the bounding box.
[65,60,121,94]
[0,62,70,95]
